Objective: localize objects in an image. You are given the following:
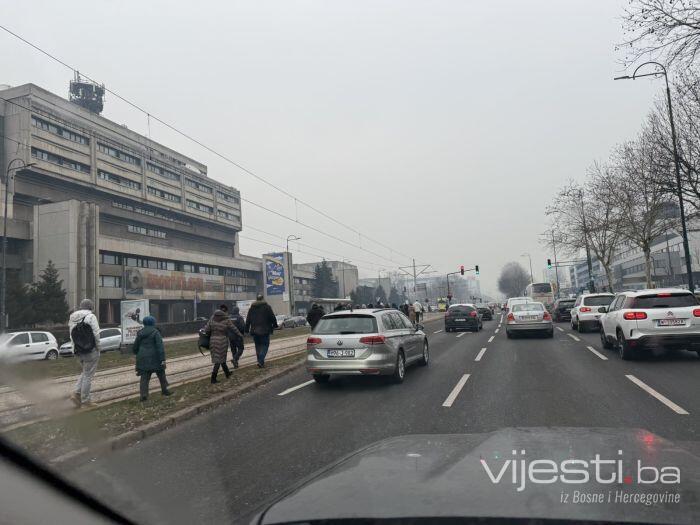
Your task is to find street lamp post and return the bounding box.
[551,231,561,299]
[2,160,35,331]
[286,235,301,314]
[521,253,534,285]
[341,259,351,299]
[614,62,695,292]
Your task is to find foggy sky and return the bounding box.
[1,0,660,297]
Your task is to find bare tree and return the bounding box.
[620,0,700,67]
[497,262,531,298]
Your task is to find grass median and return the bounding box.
[2,352,306,463]
[6,326,310,383]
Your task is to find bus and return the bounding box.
[524,282,555,307]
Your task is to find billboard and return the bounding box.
[125,268,224,300]
[236,299,254,320]
[121,299,150,344]
[264,253,286,296]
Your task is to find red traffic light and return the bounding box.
[460,265,465,275]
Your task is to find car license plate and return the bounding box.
[524,315,539,321]
[455,318,466,322]
[327,349,355,358]
[595,315,600,319]
[657,319,686,327]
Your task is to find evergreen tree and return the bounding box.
[5,270,32,328]
[388,286,400,306]
[312,260,339,298]
[349,285,374,306]
[31,260,69,325]
[374,284,388,304]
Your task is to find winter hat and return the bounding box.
[142,316,156,326]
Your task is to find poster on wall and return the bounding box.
[121,299,150,345]
[236,299,254,320]
[265,253,286,296]
[124,267,224,300]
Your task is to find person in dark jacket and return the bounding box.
[229,305,246,368]
[245,294,277,368]
[205,308,241,383]
[132,316,171,401]
[306,303,325,329]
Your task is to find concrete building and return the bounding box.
[294,260,358,299]
[0,83,260,324]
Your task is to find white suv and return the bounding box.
[599,288,700,360]
[570,293,615,333]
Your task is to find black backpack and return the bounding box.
[71,315,96,354]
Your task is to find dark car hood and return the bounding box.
[255,428,700,524]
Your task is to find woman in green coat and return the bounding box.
[133,316,172,401]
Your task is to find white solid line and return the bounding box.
[456,332,466,338]
[567,333,581,342]
[556,326,564,332]
[277,380,315,396]
[442,374,470,407]
[488,335,495,343]
[586,345,608,361]
[434,329,443,334]
[475,347,487,361]
[625,375,689,415]
[494,328,499,334]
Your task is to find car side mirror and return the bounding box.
[598,306,608,314]
[415,323,424,331]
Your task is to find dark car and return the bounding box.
[550,298,575,322]
[284,316,308,328]
[444,304,482,332]
[475,303,493,321]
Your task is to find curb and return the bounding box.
[49,355,305,470]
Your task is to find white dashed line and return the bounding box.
[494,328,499,334]
[475,347,487,361]
[488,335,495,343]
[442,374,470,407]
[456,332,466,338]
[556,326,564,332]
[434,329,443,334]
[585,346,608,360]
[278,380,315,396]
[567,333,581,342]
[625,375,689,415]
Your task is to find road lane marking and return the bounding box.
[586,346,608,360]
[456,332,467,338]
[278,380,315,396]
[488,335,495,343]
[434,329,443,334]
[567,333,581,342]
[494,328,499,334]
[625,375,689,415]
[556,327,564,332]
[442,374,470,407]
[475,347,487,361]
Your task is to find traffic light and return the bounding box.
[460,265,464,275]
[547,258,552,269]
[475,265,480,275]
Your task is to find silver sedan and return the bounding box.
[505,302,553,338]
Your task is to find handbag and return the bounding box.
[197,329,211,355]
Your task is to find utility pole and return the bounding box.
[399,259,431,301]
[552,231,561,299]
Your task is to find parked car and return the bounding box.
[275,315,289,329]
[285,316,309,328]
[59,327,122,356]
[505,301,553,338]
[550,298,576,322]
[570,293,615,332]
[475,303,493,321]
[306,308,428,384]
[444,304,482,332]
[0,331,60,362]
[599,288,700,360]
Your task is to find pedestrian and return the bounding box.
[408,304,416,324]
[401,301,410,316]
[204,307,241,383]
[391,302,398,309]
[334,303,344,312]
[413,300,423,323]
[306,303,325,329]
[367,303,374,309]
[133,316,171,401]
[361,303,366,309]
[228,305,246,368]
[245,294,278,368]
[68,299,101,408]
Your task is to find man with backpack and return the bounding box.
[68,299,101,408]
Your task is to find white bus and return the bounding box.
[524,282,555,307]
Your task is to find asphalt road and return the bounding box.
[64,313,700,524]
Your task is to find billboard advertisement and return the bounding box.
[125,268,224,300]
[236,299,254,320]
[121,299,150,344]
[264,253,286,296]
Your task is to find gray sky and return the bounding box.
[1,0,659,296]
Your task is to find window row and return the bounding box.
[147,162,181,182]
[98,170,142,190]
[217,209,240,221]
[112,201,191,226]
[216,191,240,204]
[225,284,257,293]
[127,224,167,239]
[99,252,258,280]
[99,275,122,288]
[98,143,141,166]
[147,186,181,203]
[186,178,212,194]
[31,147,90,173]
[186,199,213,213]
[32,115,89,145]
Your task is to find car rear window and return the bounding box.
[531,283,552,293]
[582,296,614,306]
[313,315,378,335]
[630,293,698,309]
[557,301,575,307]
[448,306,475,315]
[512,303,544,312]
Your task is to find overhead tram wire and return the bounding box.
[0,24,413,263]
[0,95,403,267]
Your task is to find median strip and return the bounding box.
[442,374,470,407]
[475,348,487,361]
[586,346,608,361]
[625,375,689,415]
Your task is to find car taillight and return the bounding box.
[580,307,591,312]
[543,311,552,320]
[307,337,322,346]
[359,335,386,345]
[656,292,672,297]
[469,311,477,317]
[507,312,515,322]
[623,311,647,320]
[693,308,700,317]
